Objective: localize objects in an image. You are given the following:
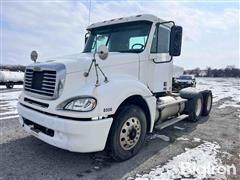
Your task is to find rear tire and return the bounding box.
[186,94,203,122]
[202,91,212,116]
[107,105,147,161]
[180,88,203,122]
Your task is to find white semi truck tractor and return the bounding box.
[17,14,212,161]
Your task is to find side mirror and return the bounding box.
[85,32,90,44]
[30,50,38,62]
[169,26,183,56]
[98,45,108,60]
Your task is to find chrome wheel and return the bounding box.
[206,95,212,112]
[119,117,141,150]
[195,98,202,117]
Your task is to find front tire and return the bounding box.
[107,105,147,161]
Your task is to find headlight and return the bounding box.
[61,97,97,112]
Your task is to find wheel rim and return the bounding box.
[119,117,141,150]
[195,98,202,117]
[206,95,212,111]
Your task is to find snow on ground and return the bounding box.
[173,126,185,130]
[193,137,201,142]
[218,102,240,109]
[134,140,232,180]
[196,78,240,108]
[0,87,22,120]
[177,137,189,141]
[0,85,23,89]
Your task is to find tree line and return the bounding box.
[184,66,240,78]
[0,65,26,72]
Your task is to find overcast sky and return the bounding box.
[1,0,239,69]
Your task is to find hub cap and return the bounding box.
[195,98,202,117]
[120,117,141,150]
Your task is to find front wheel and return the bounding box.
[107,105,147,161]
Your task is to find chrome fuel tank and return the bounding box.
[155,96,186,123]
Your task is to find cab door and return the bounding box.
[147,23,173,93]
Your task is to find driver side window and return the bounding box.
[91,34,109,52]
[151,25,170,53]
[129,36,147,49]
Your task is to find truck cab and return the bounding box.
[17,14,212,161]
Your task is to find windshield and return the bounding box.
[179,75,193,80]
[83,21,152,53]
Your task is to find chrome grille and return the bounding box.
[24,63,66,100]
[24,69,56,97]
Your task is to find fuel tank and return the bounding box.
[0,71,24,82]
[155,96,185,123]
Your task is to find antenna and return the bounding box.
[88,0,91,26]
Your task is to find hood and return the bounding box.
[41,52,139,74]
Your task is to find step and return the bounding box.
[155,114,189,130]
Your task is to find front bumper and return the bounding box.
[17,103,113,153]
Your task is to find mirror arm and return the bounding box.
[159,21,175,26]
